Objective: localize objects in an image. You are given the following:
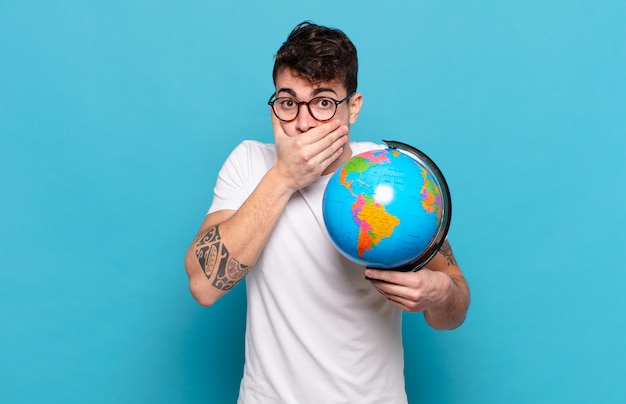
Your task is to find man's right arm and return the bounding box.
[184,168,295,306]
[185,117,349,306]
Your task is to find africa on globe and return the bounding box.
[322,140,452,271]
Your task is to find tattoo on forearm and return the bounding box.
[439,240,458,267]
[194,227,219,279]
[194,225,249,291]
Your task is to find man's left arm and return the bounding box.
[364,240,470,330]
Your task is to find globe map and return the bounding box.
[322,142,451,270]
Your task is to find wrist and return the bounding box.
[428,270,456,311]
[266,166,299,196]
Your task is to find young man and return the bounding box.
[185,21,470,403]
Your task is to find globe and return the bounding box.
[322,140,452,271]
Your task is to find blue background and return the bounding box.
[1,1,625,403]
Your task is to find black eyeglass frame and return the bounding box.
[267,92,356,122]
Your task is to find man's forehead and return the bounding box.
[274,68,345,96]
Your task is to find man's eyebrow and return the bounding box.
[276,87,339,98]
[276,88,297,97]
[311,87,338,97]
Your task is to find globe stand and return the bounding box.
[377,140,453,272]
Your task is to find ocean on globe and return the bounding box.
[322,140,451,271]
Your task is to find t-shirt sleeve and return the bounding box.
[208,140,271,214]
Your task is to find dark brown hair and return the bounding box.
[273,21,358,94]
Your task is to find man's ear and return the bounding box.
[348,92,363,124]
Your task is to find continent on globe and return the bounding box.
[338,150,391,189]
[352,193,401,258]
[419,168,443,221]
[337,151,402,258]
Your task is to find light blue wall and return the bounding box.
[2,1,625,403]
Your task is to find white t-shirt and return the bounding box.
[209,140,408,404]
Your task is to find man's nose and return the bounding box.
[295,103,318,132]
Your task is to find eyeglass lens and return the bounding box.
[272,97,337,121]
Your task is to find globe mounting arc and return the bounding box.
[381,139,452,272]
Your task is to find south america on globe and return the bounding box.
[322,140,451,271]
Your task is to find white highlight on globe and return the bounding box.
[374,184,395,205]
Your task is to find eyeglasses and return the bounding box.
[268,93,355,122]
